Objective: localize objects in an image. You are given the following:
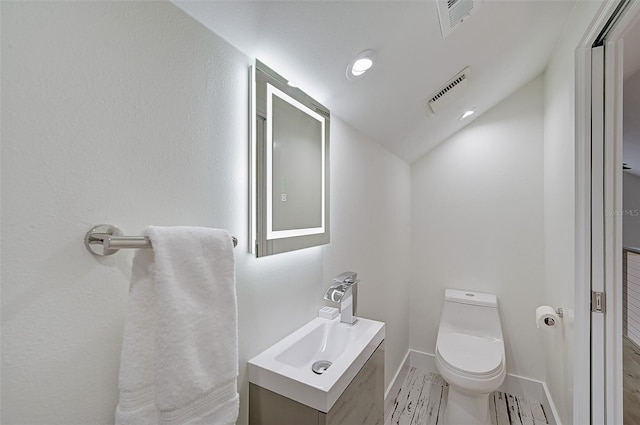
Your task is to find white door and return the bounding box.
[590,40,624,425]
[591,44,606,425]
[588,2,638,421]
[577,2,640,423]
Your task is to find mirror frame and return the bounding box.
[250,60,330,257]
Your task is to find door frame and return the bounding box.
[575,0,640,423]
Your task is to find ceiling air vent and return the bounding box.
[436,0,482,38]
[424,67,470,116]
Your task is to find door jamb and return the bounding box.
[575,1,640,423]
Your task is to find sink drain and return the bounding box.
[312,360,332,375]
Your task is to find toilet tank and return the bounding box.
[439,289,503,339]
[445,289,497,307]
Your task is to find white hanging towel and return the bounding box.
[115,226,238,425]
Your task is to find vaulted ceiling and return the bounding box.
[174,1,578,163]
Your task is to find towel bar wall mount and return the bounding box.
[85,224,238,256]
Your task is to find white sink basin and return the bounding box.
[248,316,385,413]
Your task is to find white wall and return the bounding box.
[623,69,640,174]
[410,76,546,381]
[542,2,605,423]
[322,117,411,385]
[624,69,640,248]
[0,2,411,424]
[624,173,640,248]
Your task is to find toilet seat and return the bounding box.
[436,332,503,378]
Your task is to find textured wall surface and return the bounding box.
[1,2,411,424]
[410,76,546,381]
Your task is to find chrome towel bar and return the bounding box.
[85,224,237,256]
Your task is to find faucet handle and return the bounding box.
[324,285,345,303]
[333,271,359,285]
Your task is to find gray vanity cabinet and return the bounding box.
[249,342,384,425]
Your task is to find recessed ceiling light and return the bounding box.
[460,110,475,120]
[346,50,376,80]
[351,58,373,76]
[287,81,298,88]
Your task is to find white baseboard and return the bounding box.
[409,349,436,371]
[384,350,411,415]
[385,350,562,425]
[541,381,562,425]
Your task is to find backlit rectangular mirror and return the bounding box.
[250,60,330,257]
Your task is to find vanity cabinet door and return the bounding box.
[249,342,384,425]
[320,342,384,425]
[249,383,321,425]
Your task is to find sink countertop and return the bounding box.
[247,316,385,413]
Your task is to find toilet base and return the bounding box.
[443,386,491,425]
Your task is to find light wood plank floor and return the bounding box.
[385,368,549,425]
[624,336,640,424]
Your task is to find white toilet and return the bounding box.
[435,289,506,425]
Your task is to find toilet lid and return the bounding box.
[437,332,503,376]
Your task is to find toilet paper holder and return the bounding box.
[547,308,564,326]
[536,306,564,328]
[542,308,564,327]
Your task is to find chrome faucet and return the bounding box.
[324,272,360,324]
